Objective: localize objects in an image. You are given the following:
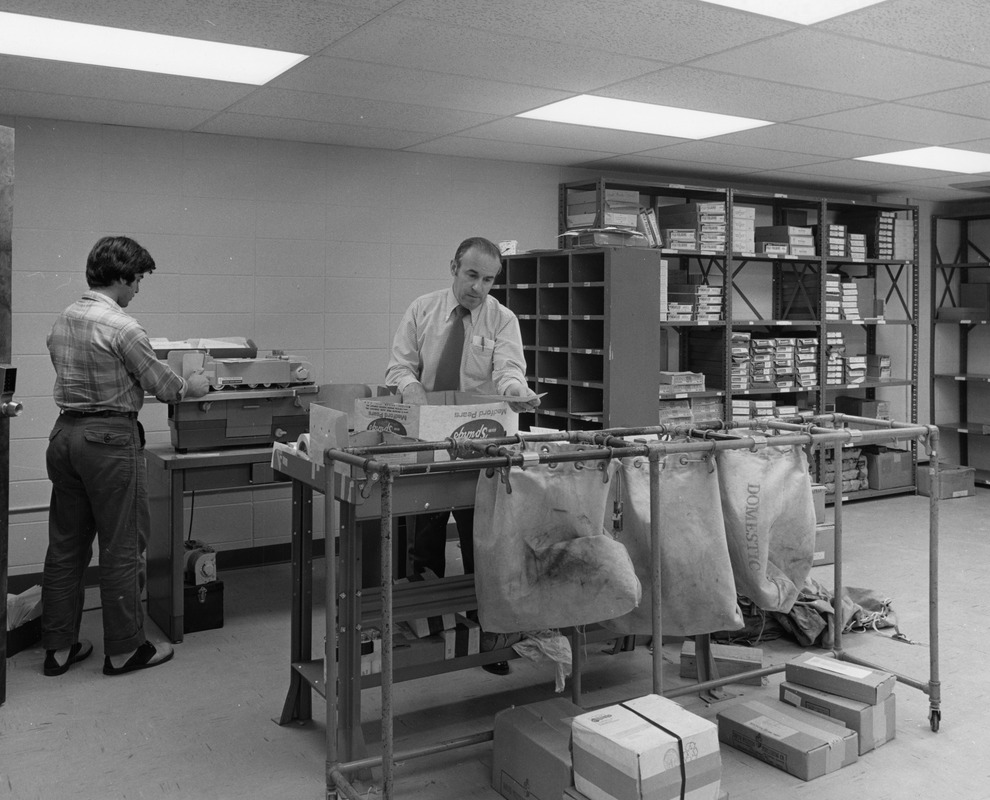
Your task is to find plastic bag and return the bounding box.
[717,444,817,612]
[473,443,641,633]
[604,452,743,637]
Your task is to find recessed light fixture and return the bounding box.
[518,95,772,140]
[856,147,990,174]
[0,11,307,85]
[696,0,888,25]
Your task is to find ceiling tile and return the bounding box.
[818,0,990,69]
[0,55,252,109]
[392,0,795,62]
[197,112,434,149]
[323,15,667,91]
[226,88,499,134]
[448,117,685,153]
[777,158,956,183]
[577,154,759,180]
[691,28,990,101]
[798,103,990,147]
[900,83,990,120]
[407,136,616,166]
[637,140,832,171]
[709,123,927,158]
[1,0,386,53]
[272,56,571,115]
[601,65,875,121]
[0,88,215,130]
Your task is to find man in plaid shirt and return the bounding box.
[42,236,209,677]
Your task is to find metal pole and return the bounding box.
[648,444,664,696]
[832,439,845,654]
[379,466,395,799]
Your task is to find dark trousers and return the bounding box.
[43,415,149,656]
[409,509,474,578]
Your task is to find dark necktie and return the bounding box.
[433,305,468,391]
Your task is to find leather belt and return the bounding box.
[60,409,138,420]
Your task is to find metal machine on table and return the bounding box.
[151,337,320,452]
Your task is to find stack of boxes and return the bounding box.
[847,231,867,260]
[731,331,751,392]
[843,210,896,259]
[754,225,816,256]
[774,336,796,388]
[660,201,727,252]
[718,654,896,782]
[780,654,897,757]
[866,353,891,380]
[822,446,868,493]
[666,281,724,322]
[825,330,846,385]
[796,337,819,388]
[492,695,727,800]
[845,353,867,384]
[658,371,723,426]
[750,337,776,389]
[814,223,847,257]
[565,188,641,230]
[824,274,842,320]
[731,204,756,252]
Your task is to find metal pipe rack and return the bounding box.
[274,414,941,800]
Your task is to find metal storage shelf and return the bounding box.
[549,179,919,498]
[931,212,990,474]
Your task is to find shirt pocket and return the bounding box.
[464,338,495,379]
[83,428,134,447]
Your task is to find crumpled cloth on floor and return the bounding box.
[713,576,897,649]
[511,630,572,692]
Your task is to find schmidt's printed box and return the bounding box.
[354,391,518,461]
[784,653,896,706]
[779,681,895,754]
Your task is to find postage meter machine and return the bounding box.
[151,337,320,452]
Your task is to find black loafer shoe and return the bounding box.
[44,639,94,677]
[482,660,510,675]
[103,640,174,676]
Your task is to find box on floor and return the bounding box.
[916,463,975,499]
[784,652,896,706]
[716,700,858,781]
[492,698,583,800]
[779,681,895,754]
[571,694,722,800]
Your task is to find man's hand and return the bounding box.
[505,385,541,413]
[400,383,429,406]
[184,370,210,399]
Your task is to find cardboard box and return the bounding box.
[354,391,518,461]
[811,484,826,524]
[779,682,896,755]
[442,613,481,659]
[917,463,975,499]
[813,523,835,567]
[717,700,858,781]
[679,640,765,686]
[864,446,913,490]
[784,653,896,705]
[492,698,584,800]
[564,789,729,800]
[834,396,890,420]
[572,694,722,800]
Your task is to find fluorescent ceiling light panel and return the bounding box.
[856,146,990,174]
[0,12,307,85]
[518,95,772,139]
[696,0,888,25]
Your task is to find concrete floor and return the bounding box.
[1,490,985,800]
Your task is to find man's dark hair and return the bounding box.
[86,236,156,288]
[453,236,502,267]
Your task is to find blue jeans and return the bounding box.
[43,414,149,656]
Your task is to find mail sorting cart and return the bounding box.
[273,415,941,800]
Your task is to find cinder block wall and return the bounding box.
[4,117,561,576]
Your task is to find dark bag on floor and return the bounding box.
[717,444,817,613]
[604,451,743,637]
[473,443,641,633]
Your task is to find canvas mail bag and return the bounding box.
[604,451,743,637]
[717,444,817,612]
[473,443,642,633]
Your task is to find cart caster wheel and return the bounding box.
[930,707,941,732]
